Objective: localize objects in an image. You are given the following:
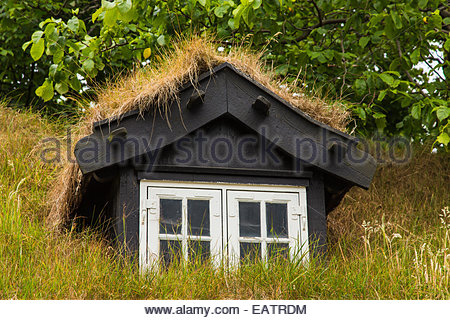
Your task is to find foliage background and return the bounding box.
[1,0,449,146]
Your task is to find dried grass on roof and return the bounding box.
[47,35,350,229]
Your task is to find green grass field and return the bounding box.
[0,104,448,299]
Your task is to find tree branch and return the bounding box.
[100,40,129,53]
[395,39,429,98]
[420,54,447,83]
[292,18,347,42]
[310,0,323,26]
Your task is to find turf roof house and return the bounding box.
[74,62,376,266]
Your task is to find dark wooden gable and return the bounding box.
[75,62,376,189]
[149,115,296,171]
[135,114,313,188]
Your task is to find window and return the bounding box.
[142,187,222,267]
[139,182,308,269]
[227,191,303,263]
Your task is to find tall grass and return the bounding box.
[0,104,448,299]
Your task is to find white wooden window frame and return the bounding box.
[142,187,222,268]
[227,190,305,265]
[140,181,308,271]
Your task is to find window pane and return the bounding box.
[267,242,289,260]
[240,242,261,262]
[239,202,261,237]
[160,199,182,234]
[187,199,210,236]
[160,240,182,267]
[188,240,210,262]
[266,203,288,238]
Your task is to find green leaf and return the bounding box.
[373,1,385,12]
[309,51,327,63]
[83,59,95,72]
[369,14,384,27]
[242,6,251,26]
[428,13,442,28]
[49,64,58,78]
[354,79,367,95]
[231,4,244,28]
[22,41,32,51]
[198,0,206,6]
[30,38,45,61]
[379,73,395,86]
[418,0,428,9]
[96,60,105,71]
[127,24,137,32]
[39,18,53,29]
[53,49,64,63]
[54,69,67,83]
[317,53,327,63]
[384,16,396,39]
[355,107,366,121]
[69,76,81,91]
[67,16,80,32]
[316,27,327,35]
[410,48,420,64]
[44,23,56,40]
[411,104,421,119]
[102,0,116,10]
[444,39,450,52]
[55,82,69,95]
[117,0,132,14]
[436,107,450,121]
[384,70,401,77]
[66,41,79,53]
[436,132,449,145]
[391,11,403,29]
[359,37,369,48]
[373,112,386,119]
[378,90,387,102]
[104,7,119,27]
[228,18,239,29]
[392,79,400,88]
[35,79,54,101]
[275,64,289,76]
[157,35,166,46]
[214,5,229,18]
[32,31,44,44]
[400,96,412,108]
[252,0,262,9]
[92,7,103,22]
[83,46,95,59]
